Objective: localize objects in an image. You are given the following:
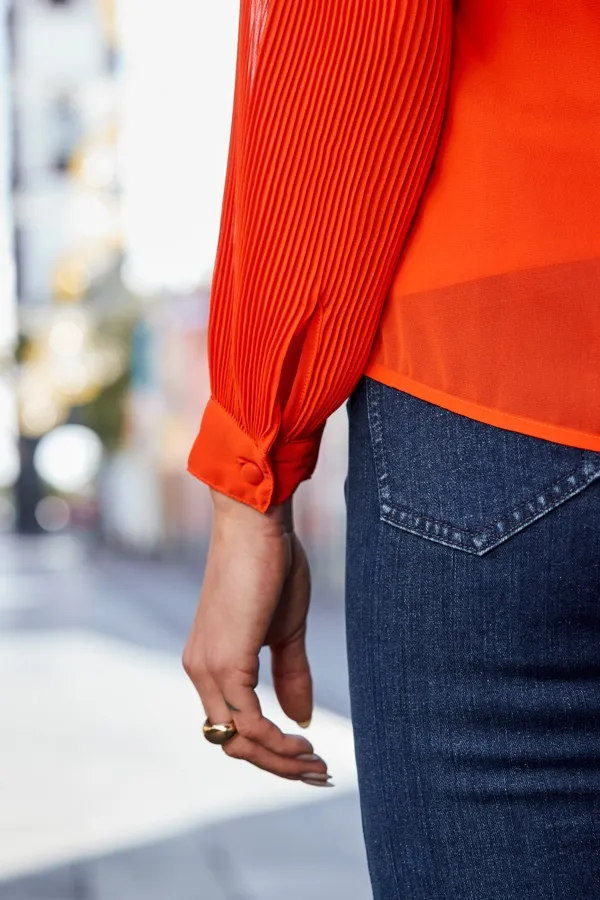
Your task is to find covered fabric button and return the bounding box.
[240,461,264,485]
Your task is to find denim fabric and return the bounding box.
[345,376,600,900]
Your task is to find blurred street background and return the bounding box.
[0,1,368,897]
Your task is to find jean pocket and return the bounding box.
[365,377,600,556]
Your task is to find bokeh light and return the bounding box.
[48,318,86,356]
[33,424,103,493]
[35,495,71,532]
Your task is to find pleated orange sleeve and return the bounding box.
[187,0,453,512]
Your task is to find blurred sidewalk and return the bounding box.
[0,534,371,900]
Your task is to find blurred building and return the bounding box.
[2,1,347,584]
[0,0,15,345]
[8,0,122,533]
[11,0,116,311]
[0,0,18,527]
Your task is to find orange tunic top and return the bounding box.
[188,0,600,512]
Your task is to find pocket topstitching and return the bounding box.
[365,378,600,556]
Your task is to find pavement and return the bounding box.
[0,532,372,900]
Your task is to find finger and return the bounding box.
[199,680,328,778]
[222,734,329,780]
[187,652,317,760]
[271,629,313,727]
[183,644,316,765]
[217,679,315,757]
[183,644,234,728]
[197,675,235,732]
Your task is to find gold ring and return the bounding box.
[203,717,238,745]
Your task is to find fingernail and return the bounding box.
[301,777,335,788]
[297,719,312,729]
[296,753,323,763]
[300,772,333,782]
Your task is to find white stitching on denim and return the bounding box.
[365,378,392,509]
[366,376,600,556]
[380,465,600,556]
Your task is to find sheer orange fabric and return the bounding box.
[188,0,600,512]
[366,0,600,454]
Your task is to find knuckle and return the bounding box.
[181,650,200,679]
[222,737,244,760]
[237,715,264,742]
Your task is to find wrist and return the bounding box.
[209,488,294,535]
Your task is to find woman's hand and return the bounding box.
[182,489,331,785]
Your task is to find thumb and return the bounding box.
[271,629,313,729]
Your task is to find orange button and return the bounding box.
[240,461,264,486]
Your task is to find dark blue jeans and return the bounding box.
[345,376,600,900]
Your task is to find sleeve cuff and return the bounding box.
[187,397,324,512]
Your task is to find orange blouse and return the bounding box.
[188,0,600,512]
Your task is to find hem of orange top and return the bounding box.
[365,362,600,454]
